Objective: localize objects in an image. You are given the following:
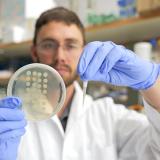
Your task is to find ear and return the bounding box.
[30,45,38,62]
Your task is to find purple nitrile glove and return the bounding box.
[77,41,160,90]
[0,97,27,160]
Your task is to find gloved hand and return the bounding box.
[0,97,27,160]
[77,41,160,90]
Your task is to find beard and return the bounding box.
[60,70,78,87]
[36,58,78,87]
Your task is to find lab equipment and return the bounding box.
[134,42,152,60]
[117,0,136,18]
[77,41,160,90]
[7,63,66,121]
[83,81,88,105]
[0,97,26,160]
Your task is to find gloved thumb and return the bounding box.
[0,97,22,109]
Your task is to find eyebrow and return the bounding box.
[39,38,57,43]
[38,38,82,46]
[64,38,81,44]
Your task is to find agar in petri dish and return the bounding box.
[7,63,66,121]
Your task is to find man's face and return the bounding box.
[31,21,84,87]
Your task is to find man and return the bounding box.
[0,7,160,160]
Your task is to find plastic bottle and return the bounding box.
[149,38,160,63]
[117,0,136,19]
[133,42,152,60]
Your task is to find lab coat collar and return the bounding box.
[65,81,93,135]
[50,81,93,136]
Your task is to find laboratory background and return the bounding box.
[0,0,160,111]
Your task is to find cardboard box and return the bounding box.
[153,0,160,9]
[137,0,160,15]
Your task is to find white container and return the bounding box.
[134,42,152,60]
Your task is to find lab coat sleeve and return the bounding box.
[142,100,160,159]
[113,99,160,160]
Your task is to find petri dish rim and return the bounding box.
[7,63,66,120]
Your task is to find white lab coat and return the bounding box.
[17,82,160,160]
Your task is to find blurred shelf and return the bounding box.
[86,11,160,43]
[0,71,12,85]
[0,40,31,57]
[0,77,10,85]
[0,12,160,56]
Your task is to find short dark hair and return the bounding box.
[33,7,85,45]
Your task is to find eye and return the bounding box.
[42,42,54,49]
[66,44,78,50]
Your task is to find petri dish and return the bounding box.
[7,63,66,121]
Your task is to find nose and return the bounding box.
[54,46,66,62]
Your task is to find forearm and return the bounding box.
[141,77,160,112]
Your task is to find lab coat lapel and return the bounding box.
[65,82,91,135]
[51,115,65,136]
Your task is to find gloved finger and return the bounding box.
[99,44,124,74]
[81,41,115,79]
[77,41,102,76]
[0,108,25,121]
[83,69,120,85]
[0,137,21,159]
[0,97,22,109]
[105,70,124,85]
[0,128,26,142]
[0,120,27,133]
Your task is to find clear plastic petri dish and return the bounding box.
[7,63,66,121]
